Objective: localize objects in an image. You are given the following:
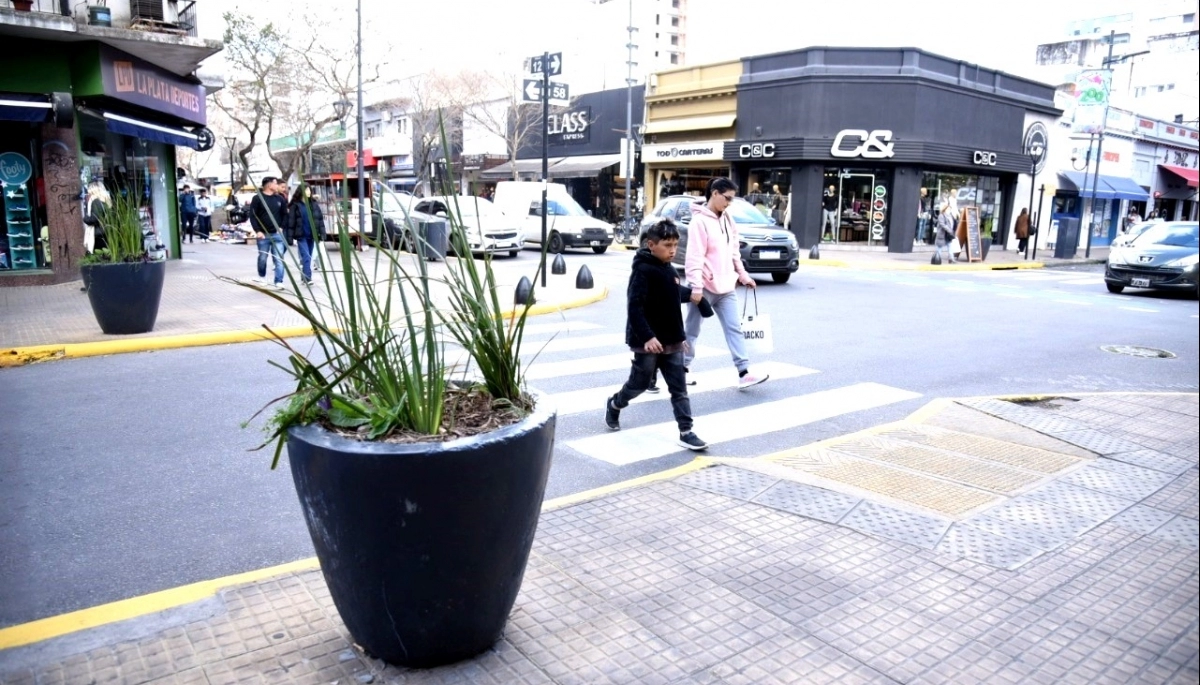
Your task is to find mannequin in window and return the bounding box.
[659,173,670,200]
[915,187,931,244]
[821,185,838,241]
[770,184,785,224]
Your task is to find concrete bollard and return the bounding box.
[808,244,820,260]
[551,253,567,275]
[514,276,534,305]
[575,264,594,290]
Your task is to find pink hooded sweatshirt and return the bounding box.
[685,203,749,295]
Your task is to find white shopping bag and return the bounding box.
[740,288,774,355]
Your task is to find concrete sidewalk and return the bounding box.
[0,392,1194,684]
[0,241,608,365]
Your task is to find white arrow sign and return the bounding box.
[522,79,543,102]
[528,52,563,76]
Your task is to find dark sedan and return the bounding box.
[1105,221,1199,298]
[642,195,800,283]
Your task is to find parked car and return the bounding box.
[641,195,800,283]
[1110,219,1158,249]
[1104,221,1199,298]
[413,196,524,258]
[492,181,613,254]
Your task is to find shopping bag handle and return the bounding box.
[741,284,758,319]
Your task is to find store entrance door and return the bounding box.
[836,172,874,244]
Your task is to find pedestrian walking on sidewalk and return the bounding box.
[605,219,708,451]
[196,188,213,242]
[1014,207,1030,253]
[179,185,198,243]
[285,184,325,285]
[248,177,288,286]
[682,177,768,390]
[934,199,957,263]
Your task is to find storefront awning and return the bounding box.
[549,154,622,179]
[1057,171,1149,201]
[478,158,565,180]
[102,111,205,150]
[642,114,736,135]
[1160,164,1199,189]
[0,96,52,123]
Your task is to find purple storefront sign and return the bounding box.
[99,46,206,125]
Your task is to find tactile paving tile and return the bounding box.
[960,515,1070,552]
[1148,516,1200,548]
[1025,480,1134,520]
[830,440,1042,495]
[1109,504,1177,535]
[750,481,860,524]
[1106,449,1194,476]
[1061,466,1171,501]
[839,501,951,550]
[806,460,999,517]
[886,430,1084,474]
[676,465,778,502]
[935,524,1043,570]
[1048,429,1148,456]
[984,497,1104,540]
[1090,458,1181,486]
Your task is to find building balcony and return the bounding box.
[0,0,220,77]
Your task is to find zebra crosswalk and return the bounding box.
[501,314,923,467]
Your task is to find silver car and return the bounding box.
[1105,221,1199,298]
[642,195,800,283]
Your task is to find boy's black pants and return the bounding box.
[613,351,692,432]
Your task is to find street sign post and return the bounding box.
[525,52,567,287]
[528,52,562,76]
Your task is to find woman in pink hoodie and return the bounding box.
[683,178,769,389]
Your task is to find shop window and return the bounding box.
[671,16,679,26]
[822,167,893,245]
[670,35,678,45]
[746,168,790,225]
[669,53,679,65]
[921,171,1003,244]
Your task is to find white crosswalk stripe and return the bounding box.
[567,382,922,465]
[522,345,727,381]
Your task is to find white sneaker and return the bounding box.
[737,372,769,390]
[251,277,265,284]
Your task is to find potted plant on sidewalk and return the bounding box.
[80,181,167,335]
[226,142,554,668]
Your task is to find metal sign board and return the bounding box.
[547,81,569,102]
[522,79,543,102]
[528,52,563,76]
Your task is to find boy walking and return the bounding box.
[605,219,708,451]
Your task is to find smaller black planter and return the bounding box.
[81,260,166,334]
[288,393,556,668]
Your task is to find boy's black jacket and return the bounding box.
[626,247,690,348]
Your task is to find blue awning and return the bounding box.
[0,96,52,123]
[102,111,203,149]
[1057,171,1148,201]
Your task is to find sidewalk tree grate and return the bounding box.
[983,497,1103,540]
[676,465,778,502]
[960,515,1070,552]
[1105,449,1194,476]
[750,481,860,524]
[935,524,1043,570]
[1100,344,1176,359]
[839,501,950,550]
[1024,480,1134,520]
[1147,516,1200,548]
[1061,466,1171,501]
[1109,504,1177,535]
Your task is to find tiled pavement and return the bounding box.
[0,392,1195,684]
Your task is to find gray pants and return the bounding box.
[683,288,749,373]
[822,209,838,236]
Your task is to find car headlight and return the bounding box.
[788,235,799,250]
[1107,250,1127,266]
[1164,254,1199,270]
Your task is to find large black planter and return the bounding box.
[81,260,166,334]
[287,395,556,668]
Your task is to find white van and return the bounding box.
[493,181,613,254]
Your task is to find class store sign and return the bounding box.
[98,46,206,124]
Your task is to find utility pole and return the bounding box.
[623,0,637,235]
[541,51,549,288]
[355,0,365,241]
[1084,29,1117,259]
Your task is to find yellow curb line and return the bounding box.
[0,289,609,368]
[0,557,321,651]
[0,455,708,650]
[904,397,955,424]
[797,260,1044,272]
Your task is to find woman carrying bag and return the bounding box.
[285,185,325,286]
[935,199,957,264]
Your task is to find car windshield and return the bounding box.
[547,198,588,217]
[378,193,416,216]
[445,198,499,218]
[1132,222,1199,248]
[724,198,774,225]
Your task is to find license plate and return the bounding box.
[590,240,600,246]
[1131,278,1150,287]
[759,250,781,259]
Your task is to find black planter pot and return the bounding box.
[81,260,166,335]
[287,395,556,668]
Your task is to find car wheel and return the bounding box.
[549,232,565,254]
[1106,282,1124,294]
[509,249,520,258]
[592,245,608,254]
[771,272,791,284]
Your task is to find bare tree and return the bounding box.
[439,69,543,181]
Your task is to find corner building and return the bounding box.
[724,47,1061,253]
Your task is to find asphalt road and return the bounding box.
[1,254,1197,628]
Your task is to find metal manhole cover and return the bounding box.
[1100,345,1176,359]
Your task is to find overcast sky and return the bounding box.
[200,0,1144,91]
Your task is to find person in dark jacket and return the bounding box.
[178,185,198,243]
[248,177,288,286]
[605,219,708,451]
[285,184,325,285]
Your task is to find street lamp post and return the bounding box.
[354,0,365,241]
[623,0,637,237]
[225,136,237,205]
